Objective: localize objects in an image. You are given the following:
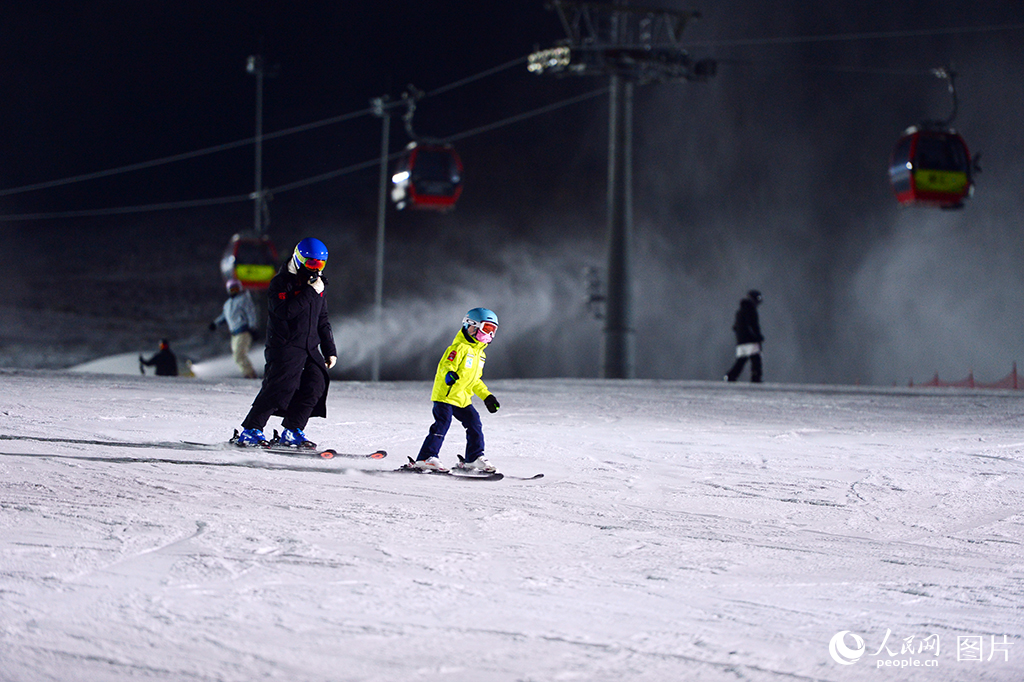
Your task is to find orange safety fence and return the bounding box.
[906,362,1020,389]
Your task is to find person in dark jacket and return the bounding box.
[139,339,178,376]
[725,290,764,383]
[235,238,337,448]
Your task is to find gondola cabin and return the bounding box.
[390,142,463,211]
[889,126,973,209]
[220,233,280,290]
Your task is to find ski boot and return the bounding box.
[457,455,496,473]
[235,428,269,447]
[280,427,317,449]
[410,456,448,473]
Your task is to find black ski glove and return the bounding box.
[484,395,500,413]
[208,322,217,332]
[445,371,459,386]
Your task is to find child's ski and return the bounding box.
[396,457,504,480]
[457,455,544,480]
[395,457,542,481]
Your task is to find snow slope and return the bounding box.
[1,368,1022,681]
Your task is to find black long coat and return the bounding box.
[732,298,764,345]
[262,268,337,419]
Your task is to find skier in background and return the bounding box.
[725,290,765,383]
[209,278,259,378]
[234,238,337,448]
[410,307,501,473]
[139,339,178,376]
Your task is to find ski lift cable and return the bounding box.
[0,194,251,222]
[684,21,1024,49]
[425,55,529,97]
[271,85,609,194]
[719,60,967,78]
[0,58,529,199]
[0,108,377,199]
[679,20,1024,49]
[0,86,609,221]
[444,86,609,144]
[2,23,1017,200]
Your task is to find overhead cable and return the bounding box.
[685,21,1024,49]
[0,108,375,199]
[3,22,1019,199]
[0,56,528,199]
[0,194,250,222]
[0,86,608,222]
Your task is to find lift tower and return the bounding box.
[529,1,715,378]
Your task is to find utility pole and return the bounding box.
[370,96,392,382]
[605,71,634,378]
[247,55,266,236]
[529,0,716,378]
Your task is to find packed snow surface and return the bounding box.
[1,367,1022,681]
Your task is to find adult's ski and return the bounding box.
[228,430,387,460]
[1,433,386,461]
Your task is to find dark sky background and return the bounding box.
[2,1,1023,384]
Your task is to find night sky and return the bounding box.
[2,1,1023,384]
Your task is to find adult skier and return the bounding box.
[235,238,337,448]
[412,307,501,473]
[209,278,259,378]
[725,290,765,383]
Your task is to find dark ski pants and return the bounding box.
[242,357,325,432]
[726,353,762,383]
[417,401,484,462]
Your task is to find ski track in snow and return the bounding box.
[1,369,1022,681]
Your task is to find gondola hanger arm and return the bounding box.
[401,85,446,145]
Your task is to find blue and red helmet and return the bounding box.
[292,237,328,272]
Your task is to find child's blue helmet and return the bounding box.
[292,237,329,272]
[462,308,498,329]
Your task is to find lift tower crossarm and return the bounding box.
[534,1,715,84]
[550,0,701,49]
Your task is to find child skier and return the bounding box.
[412,307,501,473]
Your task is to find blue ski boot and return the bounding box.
[236,428,269,447]
[280,427,317,449]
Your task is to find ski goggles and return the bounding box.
[474,321,497,335]
[294,252,327,271]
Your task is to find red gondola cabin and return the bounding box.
[889,126,973,209]
[390,142,463,211]
[220,233,280,290]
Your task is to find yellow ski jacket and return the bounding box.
[430,330,492,408]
